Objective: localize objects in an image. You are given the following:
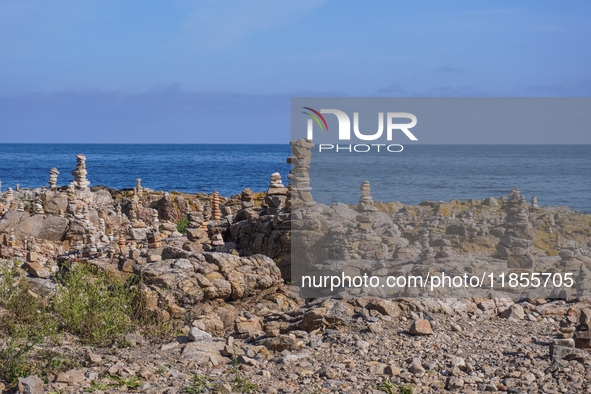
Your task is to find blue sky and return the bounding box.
[1,0,590,143]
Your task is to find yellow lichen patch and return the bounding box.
[374,201,405,213]
[533,230,559,256]
[435,200,473,218]
[457,242,495,256]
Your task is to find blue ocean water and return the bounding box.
[0,144,291,196]
[0,144,589,213]
[311,144,591,213]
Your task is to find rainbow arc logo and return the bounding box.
[302,107,328,131]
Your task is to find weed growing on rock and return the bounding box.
[53,263,140,346]
[182,374,213,393]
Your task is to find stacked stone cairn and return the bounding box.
[212,191,221,220]
[358,181,377,212]
[419,227,436,264]
[8,232,16,247]
[264,172,288,215]
[147,230,162,248]
[437,239,454,258]
[71,154,90,190]
[98,218,106,234]
[184,212,210,247]
[549,308,591,360]
[531,195,538,208]
[48,168,59,189]
[496,188,534,269]
[0,178,2,193]
[287,139,314,210]
[558,243,580,270]
[35,199,44,214]
[211,233,224,246]
[235,188,257,221]
[241,188,254,209]
[135,179,143,195]
[151,209,159,225]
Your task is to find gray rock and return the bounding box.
[409,358,425,375]
[500,304,525,321]
[550,344,585,362]
[447,376,464,390]
[409,319,434,335]
[188,327,212,342]
[129,227,148,240]
[181,339,225,365]
[17,375,44,394]
[552,338,575,347]
[0,210,68,242]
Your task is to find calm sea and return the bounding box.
[0,144,589,213]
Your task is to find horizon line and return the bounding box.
[0,142,590,146]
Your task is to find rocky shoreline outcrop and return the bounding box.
[1,145,591,393]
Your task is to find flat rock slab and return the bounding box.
[181,339,226,366]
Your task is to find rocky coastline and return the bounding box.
[1,141,591,393]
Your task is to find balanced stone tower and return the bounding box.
[212,191,221,220]
[264,172,288,214]
[358,181,377,212]
[48,168,60,189]
[71,154,90,190]
[240,188,254,209]
[496,189,534,269]
[287,139,314,210]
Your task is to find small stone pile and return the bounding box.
[235,188,258,221]
[5,187,14,201]
[264,172,288,214]
[212,192,221,220]
[558,244,582,272]
[184,212,210,247]
[147,230,162,248]
[186,211,204,229]
[358,181,377,212]
[496,189,534,269]
[98,218,106,233]
[8,232,16,246]
[240,188,254,209]
[151,209,159,225]
[287,139,314,210]
[71,154,90,190]
[48,168,60,189]
[211,233,224,246]
[135,179,143,195]
[550,309,591,362]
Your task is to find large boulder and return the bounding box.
[134,252,283,305]
[0,210,68,243]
